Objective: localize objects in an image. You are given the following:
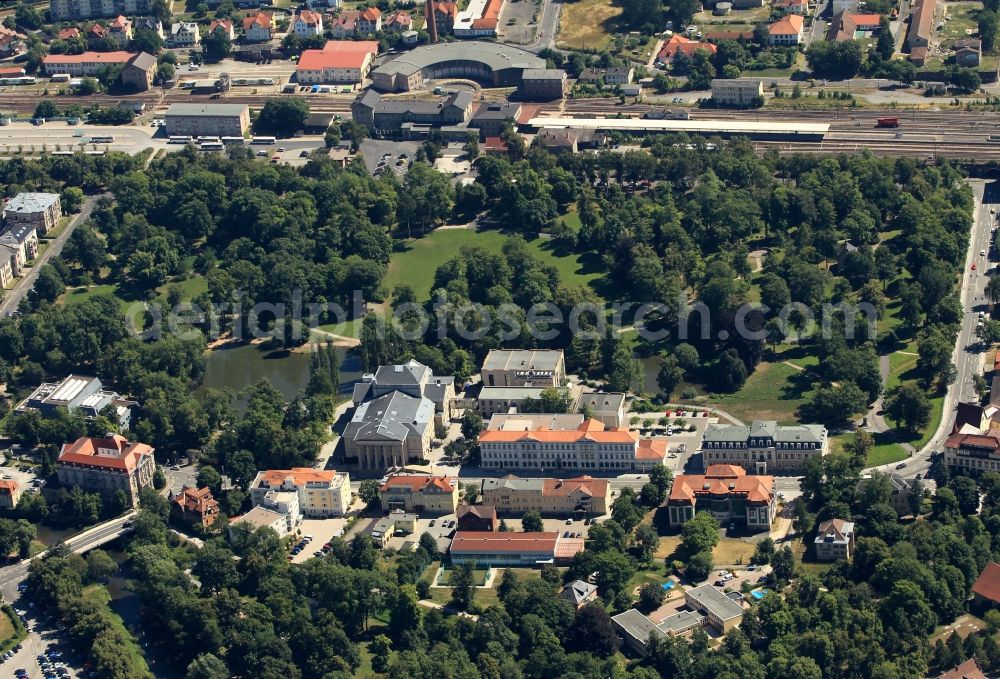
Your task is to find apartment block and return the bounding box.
[249,468,352,518]
[700,420,827,474]
[4,192,61,234]
[378,474,458,514]
[480,474,610,515]
[164,103,250,137]
[56,434,155,507]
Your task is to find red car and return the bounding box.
[973,263,977,270]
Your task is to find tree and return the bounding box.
[805,41,863,79]
[685,549,713,581]
[186,653,229,679]
[358,479,379,505]
[950,66,982,93]
[884,383,932,433]
[656,353,685,399]
[195,465,222,494]
[450,562,476,611]
[202,30,232,61]
[461,410,484,440]
[463,132,479,160]
[809,383,867,425]
[716,349,747,391]
[750,538,775,566]
[687,49,717,90]
[634,522,660,560]
[34,99,59,120]
[981,10,999,51]
[637,582,665,613]
[521,510,543,532]
[568,603,620,657]
[681,512,719,556]
[640,481,666,508]
[949,476,980,515]
[463,483,480,505]
[85,550,117,582]
[255,99,309,137]
[131,28,164,55]
[876,16,895,60]
[771,545,795,582]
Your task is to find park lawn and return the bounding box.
[886,350,918,392]
[385,229,607,302]
[771,344,820,370]
[59,283,122,307]
[557,210,582,232]
[81,584,151,677]
[713,538,756,566]
[711,361,814,425]
[557,0,621,50]
[314,317,364,339]
[625,568,668,595]
[833,431,908,466]
[156,275,207,306]
[0,609,14,647]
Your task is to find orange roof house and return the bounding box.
[56,434,156,507]
[172,486,220,527]
[767,14,805,44]
[667,465,775,528]
[57,434,153,473]
[58,27,81,40]
[973,562,1000,608]
[658,34,718,62]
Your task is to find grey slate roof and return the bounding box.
[481,474,543,493]
[578,392,626,413]
[374,359,430,387]
[749,420,777,438]
[0,223,36,244]
[372,40,545,78]
[704,420,825,444]
[561,580,597,605]
[165,103,249,117]
[521,68,566,80]
[773,424,825,444]
[4,192,58,214]
[472,101,519,121]
[126,51,157,72]
[354,88,381,110]
[344,391,433,442]
[703,423,751,443]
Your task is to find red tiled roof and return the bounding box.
[58,27,81,39]
[110,15,130,30]
[471,0,502,30]
[938,658,987,679]
[57,435,154,473]
[297,9,322,24]
[480,418,638,444]
[670,467,773,504]
[817,518,853,541]
[769,14,804,35]
[541,476,609,498]
[42,51,133,65]
[88,24,107,37]
[0,66,25,76]
[659,34,718,61]
[257,467,337,487]
[380,474,455,493]
[359,6,381,21]
[243,12,272,31]
[433,1,458,18]
[298,45,373,70]
[973,562,1000,604]
[636,439,668,460]
[457,504,497,520]
[946,432,1000,450]
[0,480,18,494]
[451,531,558,553]
[386,10,412,26]
[209,19,233,33]
[173,486,218,516]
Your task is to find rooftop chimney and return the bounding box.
[426,0,438,43]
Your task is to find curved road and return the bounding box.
[0,195,99,317]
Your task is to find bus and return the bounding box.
[168,136,193,144]
[49,73,71,83]
[220,136,245,144]
[51,150,74,155]
[90,135,114,143]
[251,136,276,145]
[199,142,224,151]
[989,135,1000,143]
[196,136,221,142]
[0,76,36,85]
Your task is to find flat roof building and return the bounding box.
[17,375,134,431]
[684,584,745,633]
[164,103,251,138]
[710,78,763,107]
[229,506,287,538]
[481,348,565,387]
[577,392,627,428]
[249,468,352,518]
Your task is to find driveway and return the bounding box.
[0,195,98,316]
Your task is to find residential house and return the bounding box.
[171,486,220,527]
[450,531,585,566]
[3,196,61,230]
[826,11,878,41]
[0,480,21,509]
[385,11,411,31]
[667,465,776,530]
[700,420,828,474]
[249,468,352,517]
[774,0,808,14]
[657,34,717,64]
[561,580,598,608]
[0,223,38,265]
[120,50,156,91]
[480,475,611,515]
[479,414,668,472]
[0,26,25,57]
[0,247,16,287]
[431,1,458,35]
[15,375,134,431]
[108,15,132,46]
[168,21,200,47]
[344,391,435,468]
[242,12,274,42]
[954,38,982,67]
[229,506,287,538]
[604,66,633,85]
[859,472,920,515]
[481,349,565,387]
[944,431,1000,475]
[379,474,458,514]
[767,14,805,45]
[907,0,935,64]
[87,22,109,46]
[814,518,855,560]
[329,10,359,38]
[456,504,499,531]
[356,6,382,33]
[711,78,763,106]
[577,393,627,429]
[56,434,155,507]
[452,0,502,37]
[133,16,164,39]
[352,359,455,422]
[297,40,379,84]
[973,561,1000,610]
[292,9,323,37]
[207,18,235,41]
[937,659,987,679]
[58,26,82,40]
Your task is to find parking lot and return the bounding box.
[289,518,348,564]
[6,600,80,679]
[359,139,419,177]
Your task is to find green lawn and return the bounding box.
[711,360,815,424]
[58,275,207,313]
[81,585,150,677]
[385,229,607,303]
[0,605,23,654]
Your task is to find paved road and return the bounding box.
[0,195,98,317]
[0,512,136,602]
[868,180,995,479]
[525,0,561,52]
